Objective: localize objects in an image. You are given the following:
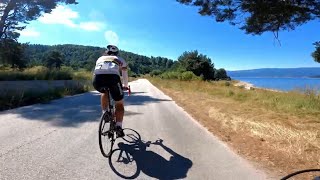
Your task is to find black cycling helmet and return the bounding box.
[106,45,119,56]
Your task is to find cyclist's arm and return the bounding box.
[122,66,129,88]
[117,56,129,88]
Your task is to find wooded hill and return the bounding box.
[23,44,175,76]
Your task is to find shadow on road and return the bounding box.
[108,128,193,179]
[128,91,146,95]
[124,92,171,106]
[2,91,171,128]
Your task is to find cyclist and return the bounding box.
[93,44,129,138]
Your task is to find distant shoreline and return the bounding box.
[233,80,284,93]
[231,76,320,79]
[227,67,320,79]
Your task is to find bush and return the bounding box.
[228,90,235,96]
[179,71,198,81]
[73,70,92,80]
[150,70,163,77]
[160,71,201,81]
[160,71,180,79]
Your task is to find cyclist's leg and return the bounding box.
[93,74,110,113]
[115,100,124,123]
[114,99,125,137]
[101,93,109,113]
[108,75,124,128]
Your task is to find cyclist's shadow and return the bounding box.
[108,128,193,180]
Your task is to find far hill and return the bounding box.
[227,67,320,78]
[24,44,175,76]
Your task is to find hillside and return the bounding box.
[227,67,320,78]
[24,44,176,76]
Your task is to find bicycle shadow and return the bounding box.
[108,128,193,179]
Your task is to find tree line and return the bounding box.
[0,41,230,80]
[0,43,230,80]
[23,44,177,76]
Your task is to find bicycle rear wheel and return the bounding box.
[99,112,115,158]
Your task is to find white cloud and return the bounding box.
[104,31,119,46]
[38,5,78,28]
[79,22,105,31]
[19,28,40,37]
[37,5,106,32]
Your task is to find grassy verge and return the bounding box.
[0,84,92,111]
[0,66,93,81]
[148,77,320,178]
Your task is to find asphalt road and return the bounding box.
[0,79,270,180]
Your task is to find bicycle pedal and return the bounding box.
[107,132,113,139]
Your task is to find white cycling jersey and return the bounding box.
[93,55,127,76]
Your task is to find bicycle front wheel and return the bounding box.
[99,113,115,158]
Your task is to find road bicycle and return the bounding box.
[98,86,131,158]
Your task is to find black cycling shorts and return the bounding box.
[93,74,124,101]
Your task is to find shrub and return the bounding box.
[180,71,197,81]
[160,71,180,79]
[228,90,235,96]
[73,70,92,80]
[150,70,163,77]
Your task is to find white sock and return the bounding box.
[116,122,122,128]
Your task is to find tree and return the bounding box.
[214,68,230,80]
[85,52,100,71]
[0,0,77,40]
[178,50,215,80]
[177,0,320,61]
[0,39,26,68]
[45,51,64,69]
[165,59,174,69]
[312,42,320,63]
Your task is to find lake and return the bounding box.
[232,77,320,92]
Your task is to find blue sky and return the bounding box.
[18,0,320,70]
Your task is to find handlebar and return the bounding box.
[123,85,131,96]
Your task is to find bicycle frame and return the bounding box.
[106,89,115,117]
[99,85,131,158]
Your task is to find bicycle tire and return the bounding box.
[99,112,115,158]
[109,148,140,179]
[281,169,320,180]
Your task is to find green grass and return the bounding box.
[148,77,320,118]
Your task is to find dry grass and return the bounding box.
[148,78,320,178]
